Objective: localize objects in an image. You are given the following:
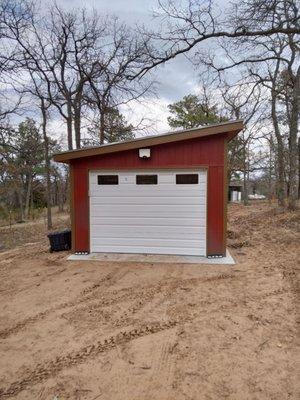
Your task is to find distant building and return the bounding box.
[248,193,266,200]
[228,181,243,202]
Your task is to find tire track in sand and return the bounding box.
[0,320,180,399]
[0,273,285,340]
[0,267,127,340]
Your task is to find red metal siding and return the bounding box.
[71,133,228,256]
[207,166,225,255]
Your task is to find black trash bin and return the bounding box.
[47,230,71,252]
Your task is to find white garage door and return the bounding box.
[89,170,207,256]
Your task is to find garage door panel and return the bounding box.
[90,205,206,218]
[91,204,204,212]
[91,245,206,256]
[90,186,205,197]
[91,237,205,248]
[91,196,206,205]
[91,217,206,227]
[90,225,206,238]
[91,233,205,241]
[90,224,205,233]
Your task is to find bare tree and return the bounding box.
[43,6,109,149]
[17,70,53,229]
[83,17,155,145]
[1,2,102,149]
[0,0,33,121]
[1,1,154,150]
[221,81,263,205]
[133,0,299,78]
[244,32,300,209]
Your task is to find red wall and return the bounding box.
[71,133,228,256]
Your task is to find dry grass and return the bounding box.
[0,209,70,251]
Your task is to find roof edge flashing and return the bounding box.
[53,120,244,163]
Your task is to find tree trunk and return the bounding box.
[242,144,249,206]
[67,100,73,150]
[298,137,300,199]
[243,170,249,205]
[99,110,105,145]
[271,89,286,207]
[41,103,53,230]
[30,186,35,219]
[287,66,299,210]
[268,139,273,204]
[16,187,24,221]
[74,102,81,149]
[24,173,32,219]
[58,188,64,212]
[57,172,65,212]
[275,138,286,207]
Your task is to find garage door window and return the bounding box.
[97,175,119,185]
[136,174,158,185]
[176,174,199,184]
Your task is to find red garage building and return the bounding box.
[54,120,243,257]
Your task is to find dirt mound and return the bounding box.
[227,202,300,249]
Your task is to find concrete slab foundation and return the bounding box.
[67,249,235,265]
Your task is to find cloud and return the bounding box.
[120,96,171,135]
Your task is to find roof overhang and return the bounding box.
[53,120,244,163]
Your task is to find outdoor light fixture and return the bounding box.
[139,148,151,159]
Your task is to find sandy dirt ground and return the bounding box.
[0,202,299,400]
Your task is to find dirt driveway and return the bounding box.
[0,203,299,399]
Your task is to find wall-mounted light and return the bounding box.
[139,148,151,159]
